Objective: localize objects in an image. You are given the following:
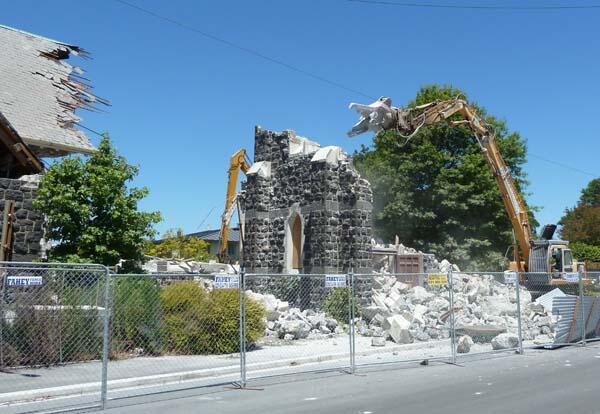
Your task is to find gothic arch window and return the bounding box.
[291,214,302,270]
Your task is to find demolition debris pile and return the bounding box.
[361,268,555,351]
[243,259,556,353]
[245,290,344,342]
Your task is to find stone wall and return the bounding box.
[0,175,45,261]
[240,127,373,275]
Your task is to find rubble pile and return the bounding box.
[243,257,557,352]
[360,267,556,351]
[245,290,344,342]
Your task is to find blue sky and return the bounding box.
[4,0,598,237]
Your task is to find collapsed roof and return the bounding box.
[0,112,42,178]
[0,25,109,157]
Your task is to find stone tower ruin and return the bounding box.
[240,127,373,274]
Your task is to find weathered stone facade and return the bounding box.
[240,127,373,275]
[0,175,45,262]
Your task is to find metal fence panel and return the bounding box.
[105,273,241,400]
[0,262,109,413]
[583,271,600,342]
[352,272,454,367]
[519,271,587,348]
[452,272,522,357]
[243,273,352,379]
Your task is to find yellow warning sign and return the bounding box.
[428,273,448,286]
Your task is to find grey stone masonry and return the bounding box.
[240,127,373,275]
[0,175,45,261]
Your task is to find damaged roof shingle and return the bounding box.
[0,25,109,157]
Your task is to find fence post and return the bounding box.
[0,262,5,368]
[448,268,456,364]
[347,269,356,373]
[515,273,524,355]
[239,270,247,387]
[579,270,586,346]
[100,266,111,409]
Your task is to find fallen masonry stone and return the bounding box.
[280,320,311,339]
[266,310,281,322]
[412,304,428,325]
[392,281,411,293]
[371,313,386,327]
[387,315,413,344]
[456,324,506,343]
[410,286,434,304]
[491,333,519,350]
[428,296,450,313]
[457,335,474,353]
[362,305,388,323]
[415,330,430,342]
[481,296,517,317]
[371,337,386,347]
[325,318,338,331]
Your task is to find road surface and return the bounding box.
[102,343,600,414]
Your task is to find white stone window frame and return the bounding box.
[284,204,305,274]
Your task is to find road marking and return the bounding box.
[474,392,483,396]
[304,397,318,401]
[565,364,572,367]
[594,356,600,359]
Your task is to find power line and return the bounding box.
[529,153,596,177]
[110,0,596,181]
[112,0,375,100]
[78,123,105,137]
[344,0,600,10]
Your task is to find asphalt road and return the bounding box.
[104,344,600,414]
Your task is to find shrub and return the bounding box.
[160,281,265,355]
[8,306,61,366]
[112,277,163,356]
[5,286,102,367]
[323,288,360,324]
[61,287,103,362]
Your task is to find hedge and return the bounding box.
[160,281,265,355]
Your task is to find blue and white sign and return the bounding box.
[503,272,517,284]
[564,272,580,283]
[325,275,347,288]
[6,276,43,286]
[214,275,239,289]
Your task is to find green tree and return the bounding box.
[145,228,213,261]
[559,177,600,246]
[34,135,161,272]
[353,85,534,270]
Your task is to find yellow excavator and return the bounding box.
[218,148,250,263]
[348,96,584,286]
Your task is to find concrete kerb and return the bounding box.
[0,339,453,405]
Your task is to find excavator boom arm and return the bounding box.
[219,149,250,262]
[349,97,533,270]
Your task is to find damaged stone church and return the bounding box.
[0,25,107,261]
[240,127,374,275]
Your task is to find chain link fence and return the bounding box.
[243,273,353,380]
[2,262,599,412]
[0,262,109,413]
[452,272,522,357]
[106,273,244,400]
[353,272,454,367]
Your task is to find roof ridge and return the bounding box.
[0,24,79,51]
